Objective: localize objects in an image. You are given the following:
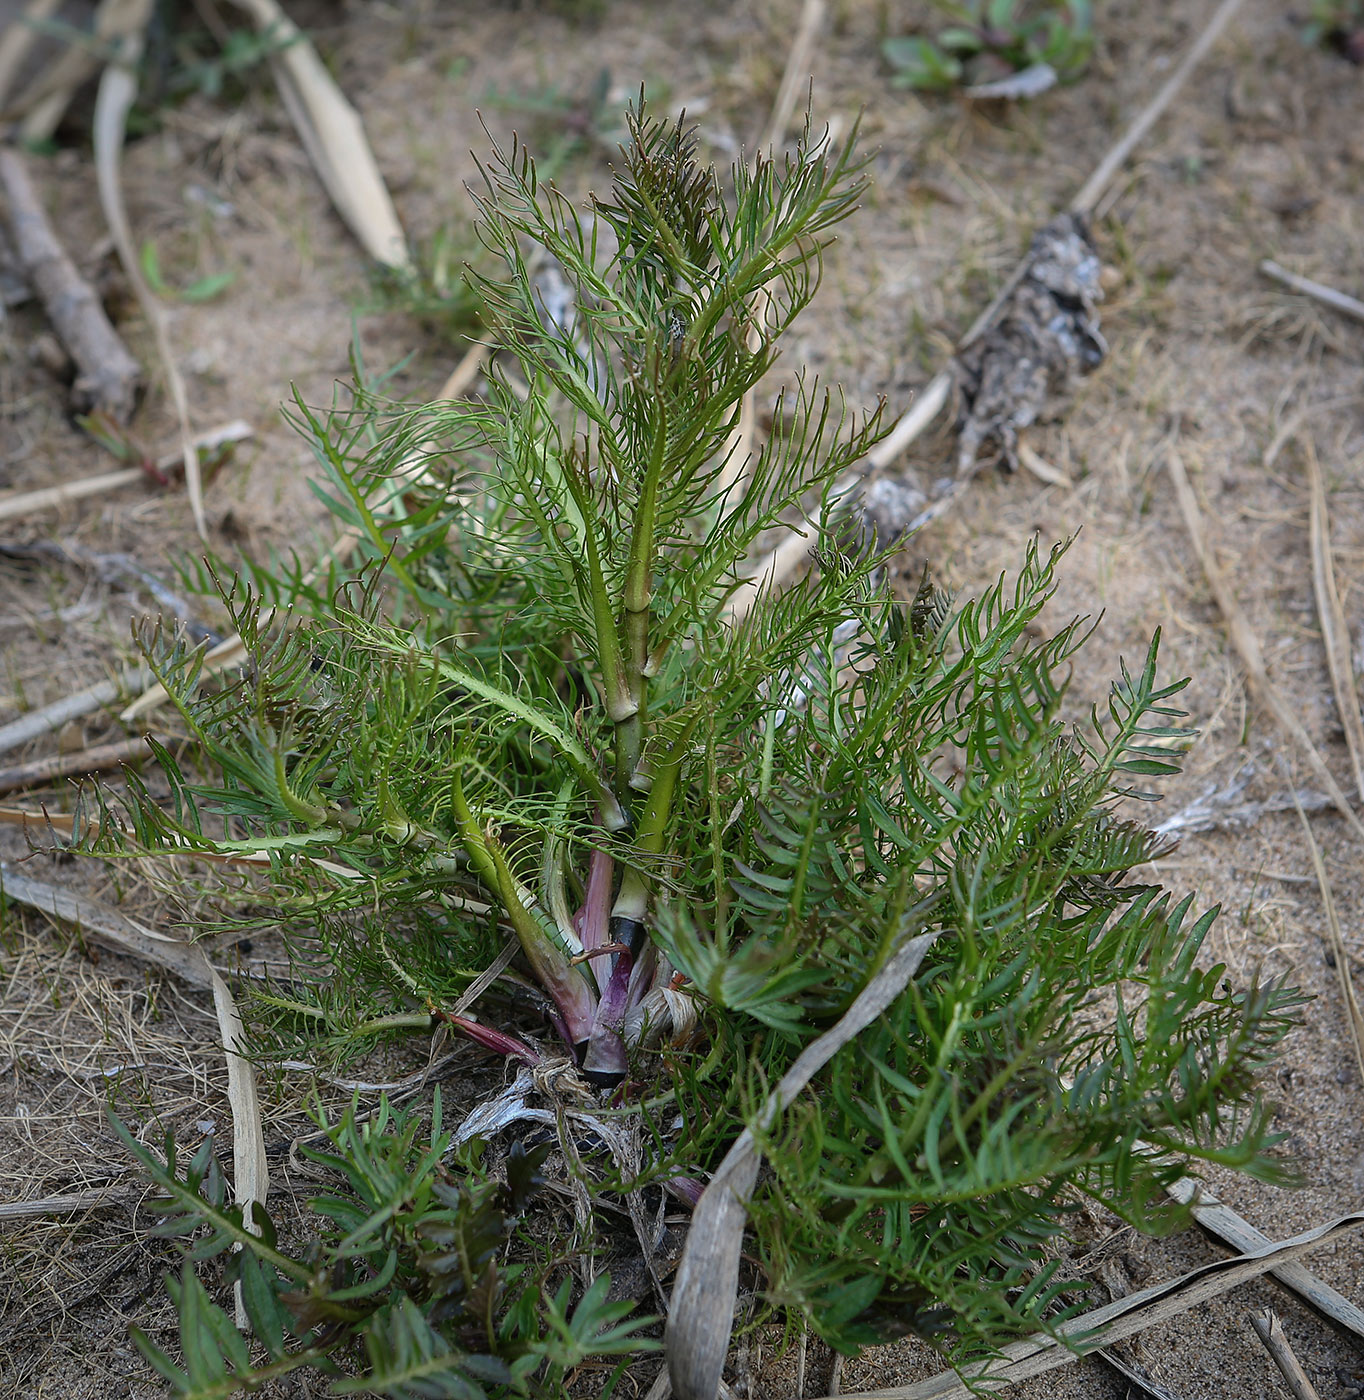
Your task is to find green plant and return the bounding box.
[113,1091,655,1397]
[141,239,237,303]
[883,0,1092,91]
[96,101,1301,1387]
[1300,0,1364,58]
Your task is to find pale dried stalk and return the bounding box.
[666,927,942,1400]
[1071,0,1249,216]
[1260,260,1364,327]
[1305,435,1364,802]
[1165,447,1364,843]
[0,419,253,524]
[728,0,1250,618]
[824,1211,1364,1400]
[1292,792,1364,1087]
[1166,1176,1364,1347]
[93,13,206,539]
[1247,1311,1321,1400]
[0,0,61,109]
[0,664,151,756]
[223,0,411,271]
[718,0,827,505]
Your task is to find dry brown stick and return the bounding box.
[0,418,253,524]
[1293,791,1364,1086]
[728,0,1249,619]
[1165,1176,1364,1348]
[1166,447,1364,844]
[0,1187,137,1223]
[0,145,142,421]
[667,927,943,1400]
[1260,260,1364,327]
[1305,435,1364,802]
[0,735,151,796]
[819,1211,1364,1400]
[1247,1311,1321,1400]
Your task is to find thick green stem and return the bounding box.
[450,769,597,1045]
[609,714,699,929]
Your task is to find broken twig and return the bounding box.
[0,145,142,421]
[729,0,1251,616]
[1248,1311,1321,1400]
[0,735,151,796]
[1260,260,1364,327]
[0,418,253,524]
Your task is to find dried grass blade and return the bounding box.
[209,962,269,1326]
[823,1211,1364,1400]
[0,861,269,1323]
[1165,1176,1364,1347]
[1165,448,1364,843]
[222,0,411,271]
[666,926,942,1400]
[92,14,206,538]
[1305,436,1364,802]
[0,862,216,989]
[1292,792,1364,1086]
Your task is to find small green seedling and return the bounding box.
[883,0,1093,92]
[139,240,236,303]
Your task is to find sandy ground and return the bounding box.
[1,1,1363,1397]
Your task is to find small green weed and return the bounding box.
[140,240,236,303]
[114,1091,655,1397]
[883,0,1092,91]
